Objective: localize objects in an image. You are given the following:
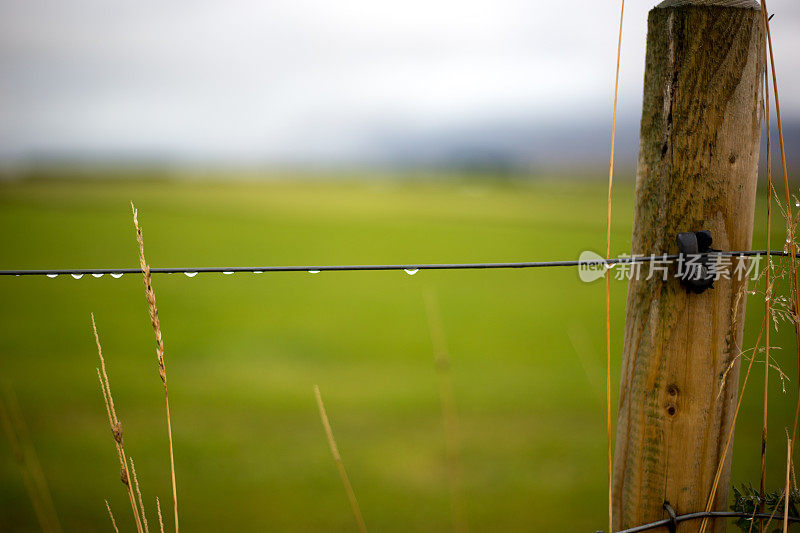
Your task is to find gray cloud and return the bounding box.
[0,0,797,165]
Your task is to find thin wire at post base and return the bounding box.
[604,511,800,533]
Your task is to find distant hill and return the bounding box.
[371,117,800,176]
[3,118,798,177]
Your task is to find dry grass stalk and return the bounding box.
[1,383,61,532]
[313,385,367,533]
[131,202,179,533]
[4,386,62,533]
[703,9,794,523]
[105,500,120,533]
[699,314,768,533]
[760,1,774,524]
[130,458,149,533]
[763,490,785,532]
[760,1,800,456]
[785,438,792,533]
[93,314,144,533]
[566,322,604,397]
[423,288,467,533]
[762,431,800,531]
[157,497,165,533]
[604,3,625,531]
[785,428,800,494]
[0,398,48,531]
[0,384,61,532]
[747,505,759,533]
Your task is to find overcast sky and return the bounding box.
[1,0,798,165]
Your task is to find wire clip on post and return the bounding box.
[676,230,718,294]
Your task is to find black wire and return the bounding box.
[608,510,800,533]
[0,250,793,276]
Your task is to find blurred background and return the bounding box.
[2,0,798,174]
[1,0,800,531]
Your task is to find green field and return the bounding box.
[0,175,797,531]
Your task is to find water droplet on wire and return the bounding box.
[222,271,234,275]
[46,274,58,278]
[92,273,104,278]
[404,268,419,275]
[253,270,263,274]
[110,273,123,279]
[308,270,321,274]
[71,274,84,279]
[184,272,198,278]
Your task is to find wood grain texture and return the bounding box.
[612,2,763,532]
[658,0,759,8]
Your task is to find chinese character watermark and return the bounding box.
[578,251,761,284]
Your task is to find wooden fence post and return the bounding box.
[612,1,764,531]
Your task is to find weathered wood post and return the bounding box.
[612,1,764,531]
